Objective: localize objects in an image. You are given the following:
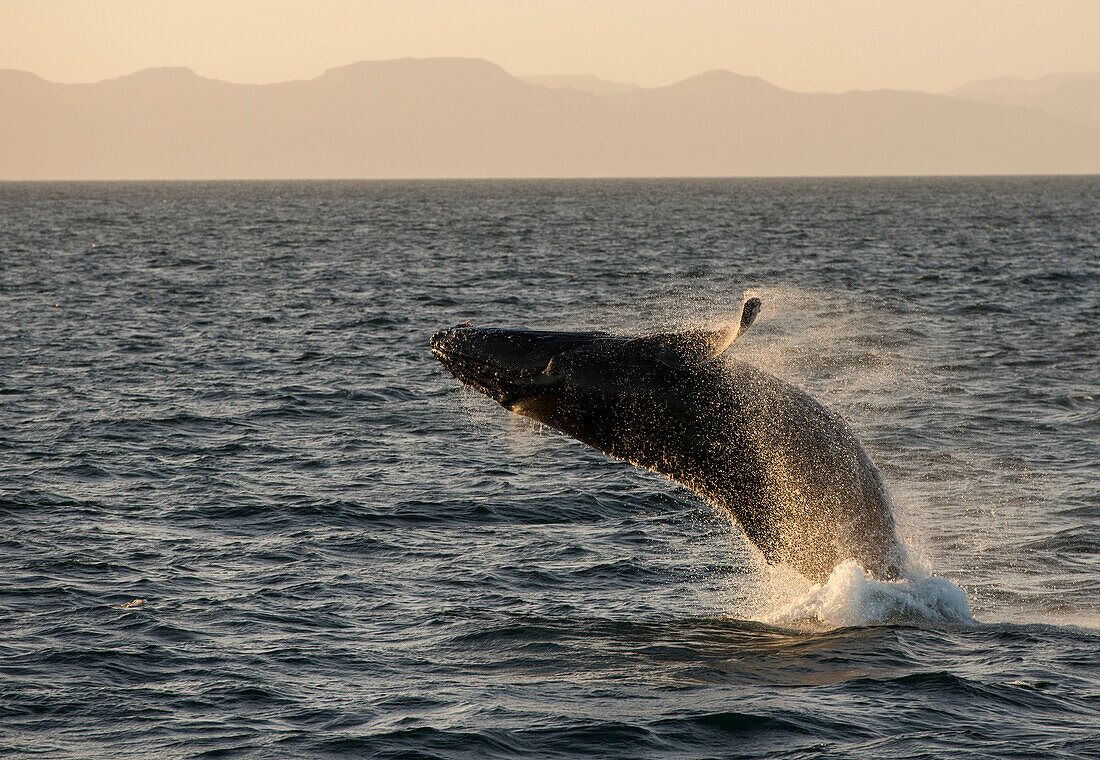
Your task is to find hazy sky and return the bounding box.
[3,0,1099,92]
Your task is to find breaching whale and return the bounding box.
[430,298,903,584]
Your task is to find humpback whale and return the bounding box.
[430,298,903,584]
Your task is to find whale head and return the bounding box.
[431,299,759,408]
[429,298,761,457]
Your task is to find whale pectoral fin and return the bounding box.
[738,296,762,335]
[640,297,764,368]
[697,296,762,357]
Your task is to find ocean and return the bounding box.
[1,177,1097,758]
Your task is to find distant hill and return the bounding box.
[520,74,639,95]
[3,57,1100,179]
[949,72,1100,129]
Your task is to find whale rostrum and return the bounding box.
[430,297,903,584]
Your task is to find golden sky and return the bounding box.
[3,0,1099,92]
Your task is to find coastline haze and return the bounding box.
[3,57,1100,180]
[3,0,1100,94]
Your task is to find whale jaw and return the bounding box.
[429,326,580,410]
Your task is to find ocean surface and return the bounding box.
[1,177,1097,759]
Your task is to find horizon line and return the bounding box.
[4,172,1100,184]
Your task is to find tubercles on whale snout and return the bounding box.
[430,325,583,408]
[432,296,763,377]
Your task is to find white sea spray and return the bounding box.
[764,560,973,627]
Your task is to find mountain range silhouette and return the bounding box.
[3,57,1098,179]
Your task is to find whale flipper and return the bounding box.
[637,296,763,369]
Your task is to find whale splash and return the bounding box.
[755,561,974,628]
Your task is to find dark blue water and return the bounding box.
[1,178,1097,759]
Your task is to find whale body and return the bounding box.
[430,298,903,584]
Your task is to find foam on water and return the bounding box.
[762,560,974,628]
